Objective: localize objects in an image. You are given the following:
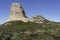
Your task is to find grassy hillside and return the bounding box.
[0,21,60,40]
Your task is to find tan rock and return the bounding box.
[30,15,45,23]
[7,3,46,23]
[7,3,29,22]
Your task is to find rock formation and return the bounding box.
[7,3,46,23]
[7,3,29,22]
[31,15,45,23]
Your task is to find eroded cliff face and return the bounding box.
[7,3,29,22]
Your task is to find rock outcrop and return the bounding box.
[30,15,45,23]
[7,3,29,22]
[7,3,46,23]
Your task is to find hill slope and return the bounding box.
[0,20,60,40]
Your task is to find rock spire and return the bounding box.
[7,3,28,22]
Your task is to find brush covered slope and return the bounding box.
[0,20,60,40]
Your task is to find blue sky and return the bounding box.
[0,0,60,24]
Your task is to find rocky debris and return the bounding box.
[4,22,11,26]
[30,15,45,23]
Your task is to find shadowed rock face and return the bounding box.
[7,3,28,22]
